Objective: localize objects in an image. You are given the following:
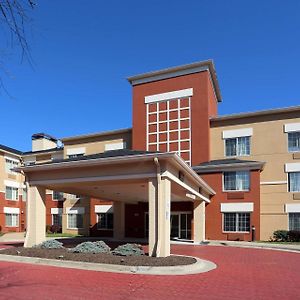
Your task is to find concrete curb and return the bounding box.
[0,254,217,276]
[202,241,300,253]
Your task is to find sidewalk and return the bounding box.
[203,240,300,252]
[0,232,25,243]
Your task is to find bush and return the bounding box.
[112,243,145,256]
[272,230,289,242]
[50,225,62,234]
[69,241,111,254]
[46,225,52,234]
[287,230,300,242]
[35,239,64,249]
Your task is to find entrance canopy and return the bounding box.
[18,149,215,257]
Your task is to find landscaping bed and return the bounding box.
[0,247,196,266]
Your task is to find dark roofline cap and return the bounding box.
[32,133,58,142]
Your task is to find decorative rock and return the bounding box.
[69,241,111,254]
[35,239,64,249]
[112,243,145,256]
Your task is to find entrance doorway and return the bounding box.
[145,212,192,240]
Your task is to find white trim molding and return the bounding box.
[66,207,85,214]
[285,163,300,173]
[221,202,254,213]
[285,203,300,213]
[95,205,113,213]
[105,142,126,151]
[66,147,86,156]
[51,208,63,214]
[145,88,193,104]
[284,123,300,133]
[222,128,253,139]
[4,207,20,214]
[4,180,21,189]
[260,181,287,185]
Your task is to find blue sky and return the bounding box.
[1,0,300,151]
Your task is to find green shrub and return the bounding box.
[287,230,300,242]
[112,243,145,256]
[69,241,111,254]
[35,239,64,249]
[46,225,52,234]
[272,230,289,242]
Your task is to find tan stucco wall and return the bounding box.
[63,132,132,158]
[0,151,24,192]
[210,113,300,240]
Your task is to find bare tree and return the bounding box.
[0,0,35,94]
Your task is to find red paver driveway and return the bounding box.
[0,244,299,300]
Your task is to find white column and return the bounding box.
[148,179,158,256]
[157,177,171,257]
[113,201,125,240]
[193,200,205,243]
[24,185,46,247]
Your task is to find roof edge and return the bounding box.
[127,60,222,102]
[211,105,300,123]
[61,128,132,142]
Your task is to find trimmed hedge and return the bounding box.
[272,230,300,242]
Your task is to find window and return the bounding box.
[5,213,19,227]
[23,188,27,201]
[53,191,64,201]
[225,136,250,157]
[52,214,62,227]
[288,172,300,192]
[289,213,300,230]
[97,213,113,230]
[5,158,19,174]
[223,213,250,232]
[68,153,84,159]
[67,214,83,229]
[288,132,300,152]
[223,171,250,191]
[5,186,19,201]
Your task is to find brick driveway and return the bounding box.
[0,245,299,300]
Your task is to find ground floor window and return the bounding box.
[97,213,113,230]
[52,214,62,227]
[223,213,250,232]
[67,214,83,229]
[5,213,19,227]
[289,213,300,230]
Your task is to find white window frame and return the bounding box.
[287,131,300,153]
[288,213,300,231]
[287,172,300,193]
[222,171,250,192]
[222,212,251,233]
[67,213,84,229]
[4,157,19,174]
[224,136,251,157]
[5,213,19,227]
[5,186,19,201]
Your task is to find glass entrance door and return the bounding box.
[170,214,180,238]
[171,213,192,240]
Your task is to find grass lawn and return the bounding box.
[46,233,83,238]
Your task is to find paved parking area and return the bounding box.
[0,244,299,299]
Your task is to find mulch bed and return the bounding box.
[0,247,196,267]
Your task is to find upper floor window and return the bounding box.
[5,186,19,201]
[225,137,250,157]
[68,153,84,159]
[288,172,300,192]
[53,191,64,201]
[5,158,19,174]
[288,132,300,152]
[223,171,250,191]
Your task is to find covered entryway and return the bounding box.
[18,150,215,257]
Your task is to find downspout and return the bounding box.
[153,157,161,256]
